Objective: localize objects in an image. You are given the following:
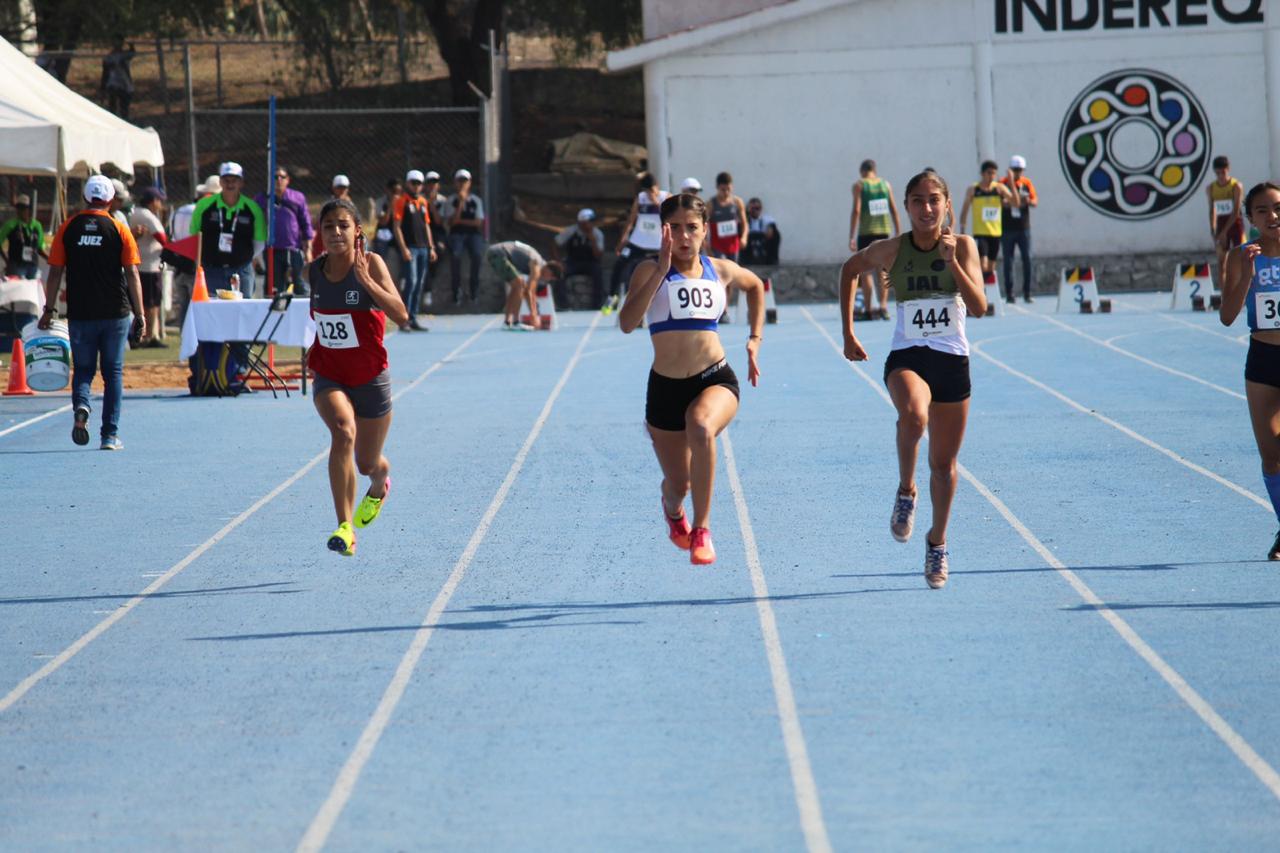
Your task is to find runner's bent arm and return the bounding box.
[527,260,542,319]
[1220,243,1258,326]
[1207,184,1218,234]
[1232,181,1245,228]
[619,259,666,333]
[359,250,410,327]
[735,197,748,243]
[714,257,764,386]
[839,238,897,357]
[888,183,902,234]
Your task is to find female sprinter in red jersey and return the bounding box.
[308,198,409,555]
[619,193,766,565]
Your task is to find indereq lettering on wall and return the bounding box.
[994,0,1264,34]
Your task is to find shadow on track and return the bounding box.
[0,581,300,605]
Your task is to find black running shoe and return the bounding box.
[1269,530,1280,561]
[71,406,90,446]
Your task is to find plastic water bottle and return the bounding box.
[230,273,241,298]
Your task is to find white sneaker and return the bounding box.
[890,488,916,542]
[925,540,949,589]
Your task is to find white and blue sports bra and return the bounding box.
[646,256,728,335]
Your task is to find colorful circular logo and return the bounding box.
[1059,69,1211,220]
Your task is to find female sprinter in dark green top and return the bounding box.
[839,170,985,589]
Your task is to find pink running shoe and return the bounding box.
[663,501,693,550]
[690,527,716,565]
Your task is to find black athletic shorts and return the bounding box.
[884,346,971,403]
[645,358,740,431]
[857,233,890,252]
[1245,337,1280,389]
[140,271,162,310]
[975,236,1001,261]
[313,368,393,419]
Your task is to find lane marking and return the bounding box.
[1008,305,1243,399]
[969,342,1269,511]
[722,430,833,853]
[800,306,1280,802]
[1108,298,1247,345]
[0,403,72,439]
[0,321,498,715]
[296,314,601,853]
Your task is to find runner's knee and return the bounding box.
[898,409,927,440]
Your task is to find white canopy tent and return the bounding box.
[0,35,163,178]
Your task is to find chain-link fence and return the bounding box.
[179,107,483,216]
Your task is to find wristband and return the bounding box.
[748,334,762,341]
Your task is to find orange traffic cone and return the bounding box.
[191,266,210,302]
[4,338,35,395]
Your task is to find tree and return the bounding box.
[412,0,641,105]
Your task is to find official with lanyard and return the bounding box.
[0,194,47,278]
[190,161,267,298]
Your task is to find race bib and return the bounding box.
[868,198,889,218]
[217,232,234,253]
[316,313,358,348]
[1256,293,1280,329]
[667,278,725,321]
[903,297,959,340]
[715,219,737,239]
[375,228,392,242]
[21,246,33,262]
[638,218,660,235]
[1215,199,1235,217]
[981,206,1001,223]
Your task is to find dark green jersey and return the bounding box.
[858,179,892,236]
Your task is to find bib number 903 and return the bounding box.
[677,285,713,310]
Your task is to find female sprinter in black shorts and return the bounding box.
[1219,181,1280,559]
[619,193,766,565]
[309,198,409,555]
[840,170,986,588]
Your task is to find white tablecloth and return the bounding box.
[0,278,44,315]
[180,298,315,359]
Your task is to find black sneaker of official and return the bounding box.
[409,317,428,331]
[71,406,90,446]
[1269,530,1280,561]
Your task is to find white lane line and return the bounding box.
[969,342,1269,511]
[800,306,1280,802]
[0,322,497,716]
[958,470,1280,802]
[1109,298,1247,345]
[296,314,601,853]
[0,403,72,439]
[1007,305,1243,400]
[721,430,833,853]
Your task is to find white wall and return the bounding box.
[641,0,1273,263]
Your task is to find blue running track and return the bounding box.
[1,293,1278,850]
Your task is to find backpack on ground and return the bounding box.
[187,342,247,396]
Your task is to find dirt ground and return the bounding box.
[1,361,193,392]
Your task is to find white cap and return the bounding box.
[110,178,129,201]
[219,161,244,178]
[454,168,472,181]
[405,169,425,183]
[577,208,595,221]
[196,175,222,195]
[680,177,702,192]
[332,174,350,188]
[84,175,115,203]
[1009,154,1027,169]
[424,170,441,181]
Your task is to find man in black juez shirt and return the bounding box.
[190,162,267,298]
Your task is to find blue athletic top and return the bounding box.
[645,255,727,335]
[1247,250,1280,331]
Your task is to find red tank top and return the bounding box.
[307,256,387,386]
[708,196,741,255]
